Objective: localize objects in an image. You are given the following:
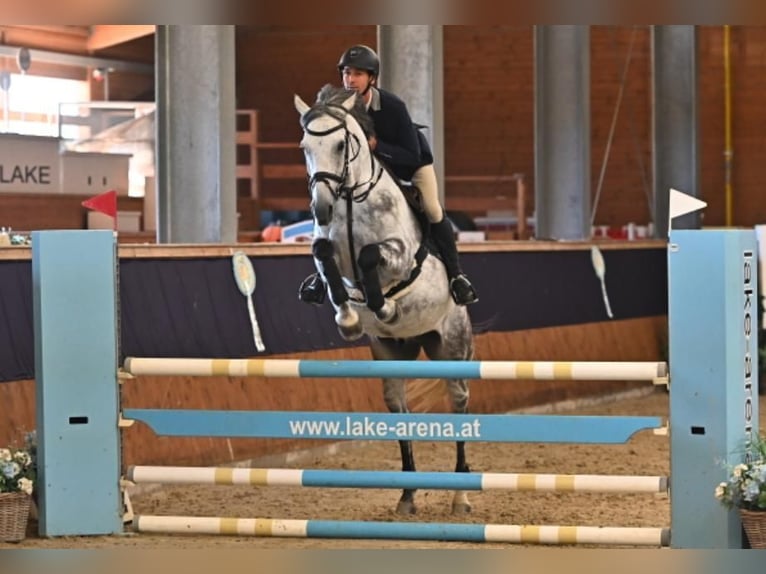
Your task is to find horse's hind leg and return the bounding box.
[369,336,421,515]
[312,238,362,340]
[444,381,472,515]
[422,311,475,514]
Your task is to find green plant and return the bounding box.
[715,434,766,511]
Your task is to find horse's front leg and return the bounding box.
[312,238,362,341]
[357,242,404,324]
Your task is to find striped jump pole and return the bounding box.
[132,515,671,546]
[123,357,668,382]
[127,466,669,494]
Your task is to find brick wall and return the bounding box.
[236,25,766,229]
[3,26,761,232]
[235,26,379,211]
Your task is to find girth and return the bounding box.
[348,241,429,304]
[383,242,429,299]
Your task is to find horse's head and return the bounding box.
[294,85,375,226]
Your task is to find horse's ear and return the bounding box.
[294,94,310,116]
[341,92,357,112]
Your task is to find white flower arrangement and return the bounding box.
[0,433,36,497]
[715,434,766,511]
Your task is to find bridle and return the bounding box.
[300,100,427,302]
[300,103,384,203]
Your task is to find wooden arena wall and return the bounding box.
[0,240,667,466]
[0,317,665,466]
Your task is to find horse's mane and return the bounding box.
[312,84,375,138]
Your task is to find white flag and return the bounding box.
[668,188,707,234]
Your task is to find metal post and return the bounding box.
[534,25,591,240]
[377,25,445,205]
[155,25,237,243]
[652,26,701,237]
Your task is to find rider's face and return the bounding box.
[341,67,374,94]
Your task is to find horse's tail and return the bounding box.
[470,313,499,335]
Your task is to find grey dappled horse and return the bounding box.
[294,85,475,515]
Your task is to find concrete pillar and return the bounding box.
[652,26,701,237]
[377,26,445,205]
[534,25,591,240]
[155,25,237,243]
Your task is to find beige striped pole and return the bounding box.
[132,515,671,546]
[126,465,669,494]
[123,357,668,382]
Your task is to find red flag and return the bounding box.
[82,190,117,230]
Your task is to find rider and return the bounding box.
[298,44,479,306]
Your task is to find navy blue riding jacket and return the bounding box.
[368,87,433,182]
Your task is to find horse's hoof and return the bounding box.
[451,491,471,514]
[375,303,399,325]
[451,501,472,515]
[338,322,364,341]
[396,500,417,515]
[336,309,362,341]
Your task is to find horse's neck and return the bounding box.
[340,135,421,240]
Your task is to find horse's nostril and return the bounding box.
[312,202,333,226]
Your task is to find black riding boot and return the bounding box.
[431,217,479,305]
[298,272,326,305]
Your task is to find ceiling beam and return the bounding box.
[0,45,153,74]
[87,25,156,51]
[0,26,89,53]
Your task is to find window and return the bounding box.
[0,73,90,138]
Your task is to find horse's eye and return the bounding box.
[336,141,345,154]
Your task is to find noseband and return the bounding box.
[301,103,383,202]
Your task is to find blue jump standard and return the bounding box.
[121,409,662,444]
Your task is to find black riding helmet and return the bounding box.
[337,45,379,78]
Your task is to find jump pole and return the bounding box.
[127,465,669,494]
[122,357,668,381]
[132,515,671,546]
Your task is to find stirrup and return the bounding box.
[449,274,478,306]
[298,273,326,305]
